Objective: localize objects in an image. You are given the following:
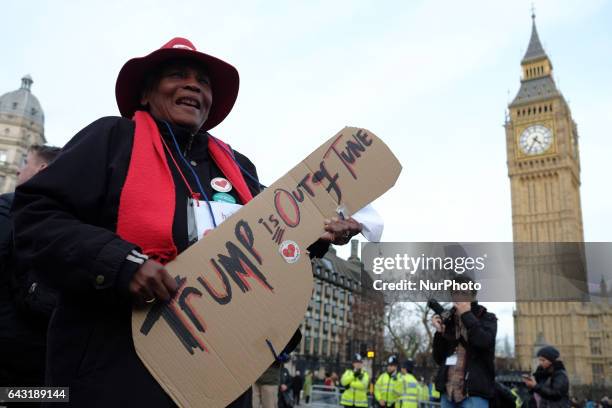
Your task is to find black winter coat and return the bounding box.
[433,302,497,399]
[12,117,328,407]
[0,193,19,340]
[1,192,55,386]
[527,361,570,408]
[1,192,57,332]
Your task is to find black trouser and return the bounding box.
[293,389,301,405]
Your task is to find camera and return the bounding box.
[427,298,453,323]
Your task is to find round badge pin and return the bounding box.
[279,240,301,264]
[211,177,232,193]
[213,192,237,204]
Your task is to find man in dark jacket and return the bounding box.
[432,275,497,408]
[291,370,304,406]
[523,346,569,408]
[0,144,60,390]
[278,364,294,408]
[254,331,302,408]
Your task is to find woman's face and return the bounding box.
[538,356,552,369]
[141,61,212,132]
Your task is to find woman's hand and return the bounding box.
[320,216,362,245]
[523,375,536,389]
[129,259,178,305]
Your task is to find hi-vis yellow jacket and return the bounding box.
[375,371,400,405]
[430,383,441,399]
[395,373,419,408]
[418,382,429,402]
[341,369,370,407]
[511,388,522,408]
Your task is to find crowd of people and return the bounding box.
[338,353,438,408]
[572,397,611,408]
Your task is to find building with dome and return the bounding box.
[0,75,46,193]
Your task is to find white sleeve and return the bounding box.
[352,204,384,242]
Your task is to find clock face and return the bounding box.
[519,125,553,155]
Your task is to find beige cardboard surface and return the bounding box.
[132,127,402,407]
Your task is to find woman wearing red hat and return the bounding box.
[12,38,362,407]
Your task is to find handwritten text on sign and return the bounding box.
[139,130,374,354]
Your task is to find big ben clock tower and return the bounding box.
[505,13,597,383]
[506,13,583,244]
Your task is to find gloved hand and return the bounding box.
[354,369,362,379]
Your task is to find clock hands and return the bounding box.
[527,137,537,154]
[520,126,552,155]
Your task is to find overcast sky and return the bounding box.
[3,0,611,347]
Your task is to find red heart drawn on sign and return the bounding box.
[282,244,296,258]
[131,126,403,408]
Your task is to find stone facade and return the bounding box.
[506,16,612,385]
[295,241,385,374]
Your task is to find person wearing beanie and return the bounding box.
[395,361,419,408]
[523,345,570,408]
[537,346,560,363]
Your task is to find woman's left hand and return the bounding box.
[320,216,362,245]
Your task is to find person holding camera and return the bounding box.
[431,275,497,408]
[341,353,370,408]
[522,345,570,408]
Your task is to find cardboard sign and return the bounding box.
[132,127,402,407]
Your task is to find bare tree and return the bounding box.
[383,299,454,360]
[411,301,437,352]
[384,302,428,360]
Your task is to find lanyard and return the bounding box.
[162,121,218,228]
[208,135,267,190]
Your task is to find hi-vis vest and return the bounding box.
[340,369,370,407]
[375,371,400,405]
[511,388,522,408]
[418,382,429,401]
[430,383,441,399]
[394,373,419,408]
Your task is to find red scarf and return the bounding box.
[117,111,253,264]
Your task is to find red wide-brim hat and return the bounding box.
[115,37,239,131]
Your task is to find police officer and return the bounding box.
[375,355,400,407]
[429,376,441,402]
[395,360,419,408]
[418,377,430,403]
[341,353,370,408]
